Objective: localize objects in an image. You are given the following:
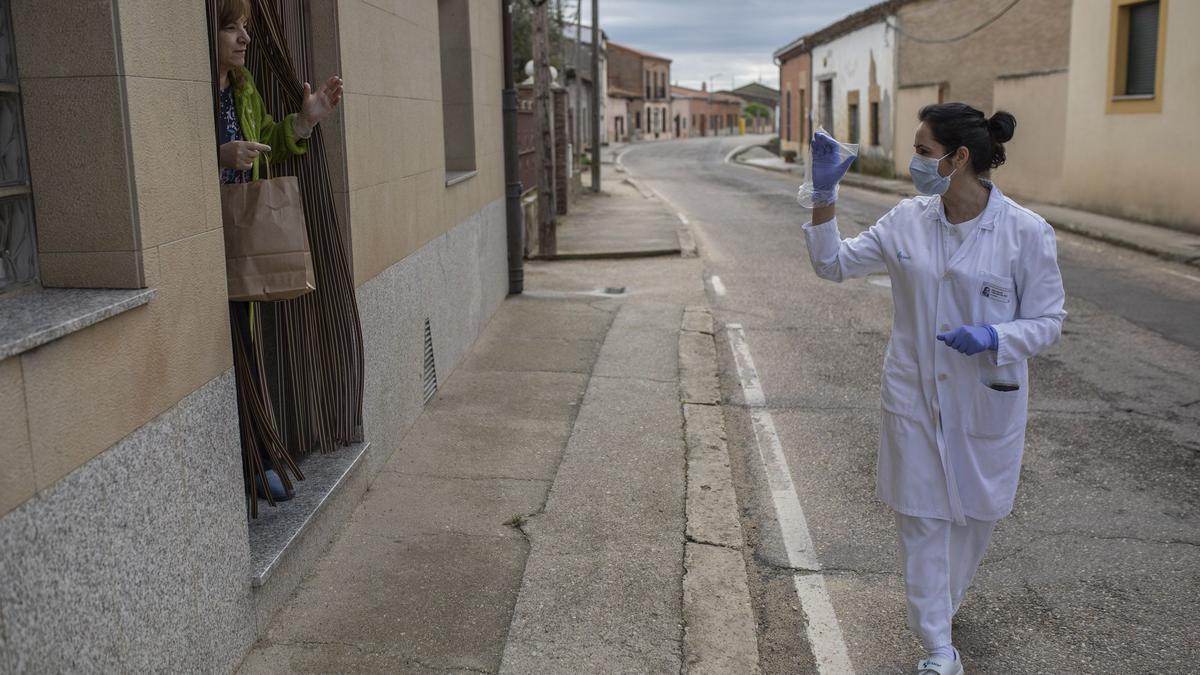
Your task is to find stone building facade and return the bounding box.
[0,1,510,670]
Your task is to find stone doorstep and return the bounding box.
[247,441,371,589]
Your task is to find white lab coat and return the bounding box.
[804,184,1066,523]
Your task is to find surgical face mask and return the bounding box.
[909,152,957,196]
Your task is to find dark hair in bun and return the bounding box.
[918,102,1017,173]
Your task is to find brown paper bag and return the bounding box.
[220,164,316,302]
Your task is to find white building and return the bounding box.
[808,5,899,176]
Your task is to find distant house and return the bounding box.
[720,82,780,134]
[671,84,743,138]
[561,27,608,151]
[607,41,673,141]
[775,1,906,173]
[774,36,811,161]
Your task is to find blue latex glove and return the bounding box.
[937,325,998,356]
[810,131,857,195]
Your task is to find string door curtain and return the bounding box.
[206,0,365,517]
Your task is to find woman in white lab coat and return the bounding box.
[801,103,1066,675]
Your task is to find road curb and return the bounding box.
[678,306,761,674]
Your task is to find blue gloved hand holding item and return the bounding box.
[937,325,998,356]
[810,130,857,200]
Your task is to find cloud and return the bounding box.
[562,0,881,89]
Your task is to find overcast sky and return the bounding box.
[566,0,880,91]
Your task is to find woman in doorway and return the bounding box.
[214,0,343,501]
[800,104,1066,674]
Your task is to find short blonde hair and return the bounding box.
[218,0,252,90]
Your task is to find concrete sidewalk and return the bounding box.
[238,167,756,672]
[734,146,1200,268]
[549,168,688,260]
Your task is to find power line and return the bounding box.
[885,0,1021,44]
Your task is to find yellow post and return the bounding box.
[739,117,746,135]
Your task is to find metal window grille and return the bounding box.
[0,0,36,294]
[1124,1,1159,96]
[422,318,438,404]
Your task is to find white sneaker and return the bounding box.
[917,654,963,675]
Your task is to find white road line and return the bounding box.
[793,575,856,675]
[1162,268,1200,284]
[677,212,689,225]
[709,275,727,296]
[727,323,855,675]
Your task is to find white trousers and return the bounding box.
[894,511,997,650]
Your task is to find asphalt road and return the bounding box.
[620,136,1200,674]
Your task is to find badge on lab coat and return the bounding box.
[981,281,1011,303]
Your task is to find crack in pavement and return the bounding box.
[685,534,742,551]
[1023,528,1200,548]
[749,549,896,577]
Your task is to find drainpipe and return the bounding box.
[502,0,524,294]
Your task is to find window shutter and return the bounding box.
[1125,1,1159,96]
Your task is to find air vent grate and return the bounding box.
[422,318,438,404]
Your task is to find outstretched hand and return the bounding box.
[810,131,856,193]
[301,74,344,128]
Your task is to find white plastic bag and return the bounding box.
[796,127,859,208]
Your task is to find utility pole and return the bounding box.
[502,0,523,293]
[574,1,582,172]
[531,0,556,255]
[590,0,600,192]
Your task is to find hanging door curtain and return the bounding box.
[207,0,366,518]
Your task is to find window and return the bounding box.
[798,89,806,142]
[438,0,476,177]
[635,110,641,130]
[785,91,792,141]
[0,0,36,293]
[870,101,880,146]
[847,89,860,144]
[1109,0,1165,112]
[820,79,833,130]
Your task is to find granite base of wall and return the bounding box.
[0,369,253,673]
[355,196,509,479]
[0,197,509,673]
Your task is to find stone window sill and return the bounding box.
[0,287,157,361]
[445,170,478,187]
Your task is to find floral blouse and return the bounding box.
[219,86,251,185]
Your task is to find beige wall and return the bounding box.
[1061,0,1199,232]
[339,0,506,287]
[992,70,1068,204]
[893,84,939,176]
[897,0,1072,113]
[2,2,232,517]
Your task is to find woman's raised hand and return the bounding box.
[219,141,272,171]
[810,131,856,194]
[301,74,344,129]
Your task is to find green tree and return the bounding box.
[513,0,565,83]
[743,102,771,121]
